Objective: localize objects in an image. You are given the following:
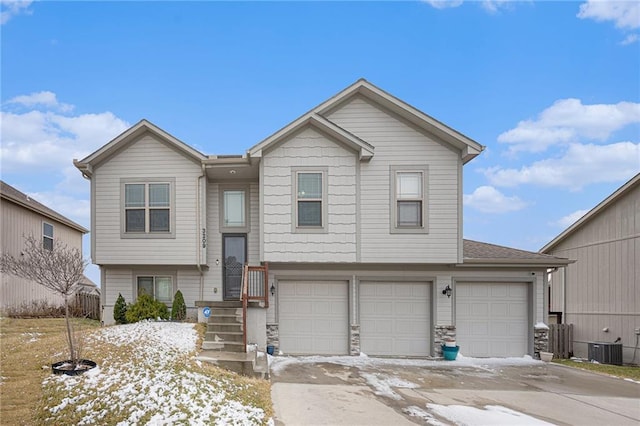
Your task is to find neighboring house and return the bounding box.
[0,181,97,311]
[542,173,639,364]
[74,79,569,358]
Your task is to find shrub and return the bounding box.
[4,300,66,318]
[113,293,128,324]
[125,294,169,323]
[171,290,186,321]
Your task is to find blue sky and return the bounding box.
[1,0,639,285]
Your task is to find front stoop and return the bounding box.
[196,349,269,379]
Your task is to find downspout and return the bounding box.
[197,164,206,301]
[562,266,567,324]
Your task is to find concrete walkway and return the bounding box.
[270,359,640,425]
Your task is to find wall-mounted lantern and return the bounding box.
[270,283,276,297]
[442,285,452,298]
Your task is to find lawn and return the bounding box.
[553,358,640,381]
[0,318,272,425]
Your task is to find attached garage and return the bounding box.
[456,282,530,357]
[278,280,349,355]
[360,281,432,356]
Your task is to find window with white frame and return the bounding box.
[43,222,54,250]
[137,276,173,303]
[224,190,245,227]
[390,166,428,233]
[123,181,173,236]
[294,170,327,230]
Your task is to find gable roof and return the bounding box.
[463,239,570,266]
[541,173,640,253]
[74,119,207,177]
[248,113,375,160]
[249,78,484,164]
[0,181,88,233]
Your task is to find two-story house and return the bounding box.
[74,79,569,358]
[0,180,97,312]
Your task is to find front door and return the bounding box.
[223,234,246,300]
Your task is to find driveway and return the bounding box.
[270,356,640,425]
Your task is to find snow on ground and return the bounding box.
[269,352,542,374]
[403,405,447,426]
[360,372,419,400]
[427,404,555,426]
[42,321,268,425]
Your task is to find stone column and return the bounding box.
[534,323,549,359]
[350,324,361,355]
[434,325,456,357]
[266,323,279,352]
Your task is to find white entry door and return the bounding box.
[456,282,529,357]
[360,281,432,356]
[278,280,348,355]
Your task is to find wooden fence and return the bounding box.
[73,293,100,320]
[548,323,573,359]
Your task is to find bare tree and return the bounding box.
[0,235,88,365]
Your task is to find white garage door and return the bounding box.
[278,280,348,355]
[456,282,529,357]
[360,281,431,356]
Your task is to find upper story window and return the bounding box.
[121,179,175,238]
[43,222,54,250]
[137,275,173,303]
[220,185,250,232]
[390,165,428,234]
[293,167,328,233]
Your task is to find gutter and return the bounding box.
[196,164,205,300]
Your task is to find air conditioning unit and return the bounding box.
[588,342,622,365]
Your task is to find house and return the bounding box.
[0,180,97,312]
[542,173,639,364]
[74,79,569,358]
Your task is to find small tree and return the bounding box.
[114,293,128,324]
[171,290,186,321]
[125,294,169,323]
[0,235,87,366]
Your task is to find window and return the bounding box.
[390,166,428,234]
[219,186,250,232]
[43,222,54,250]
[122,179,175,238]
[292,168,327,232]
[137,276,173,303]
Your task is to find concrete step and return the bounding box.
[202,341,245,352]
[196,349,270,378]
[208,314,242,324]
[205,331,244,343]
[207,323,243,333]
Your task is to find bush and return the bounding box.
[113,293,128,324]
[171,290,186,321]
[4,300,65,318]
[125,294,169,323]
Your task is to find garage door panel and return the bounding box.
[360,281,431,356]
[279,280,348,355]
[457,282,529,357]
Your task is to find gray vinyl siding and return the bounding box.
[92,134,202,265]
[547,183,639,363]
[327,96,460,263]
[0,198,84,310]
[261,127,357,262]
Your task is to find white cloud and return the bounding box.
[484,142,640,190]
[620,33,639,45]
[26,190,91,225]
[5,91,73,112]
[423,0,464,9]
[578,0,640,30]
[463,185,528,213]
[554,209,590,228]
[497,98,640,153]
[481,1,514,14]
[0,0,32,24]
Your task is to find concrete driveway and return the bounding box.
[270,356,640,425]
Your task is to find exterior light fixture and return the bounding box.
[270,283,276,296]
[442,285,452,298]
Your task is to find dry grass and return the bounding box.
[0,317,99,426]
[2,318,272,425]
[553,358,640,381]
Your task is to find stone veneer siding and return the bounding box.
[434,325,456,357]
[350,324,360,355]
[534,325,549,359]
[266,323,279,352]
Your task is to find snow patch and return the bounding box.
[427,403,555,425]
[360,372,418,400]
[534,322,549,330]
[403,405,447,426]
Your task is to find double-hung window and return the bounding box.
[43,222,54,250]
[137,276,173,303]
[390,166,428,233]
[293,168,327,232]
[220,186,250,232]
[122,179,174,237]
